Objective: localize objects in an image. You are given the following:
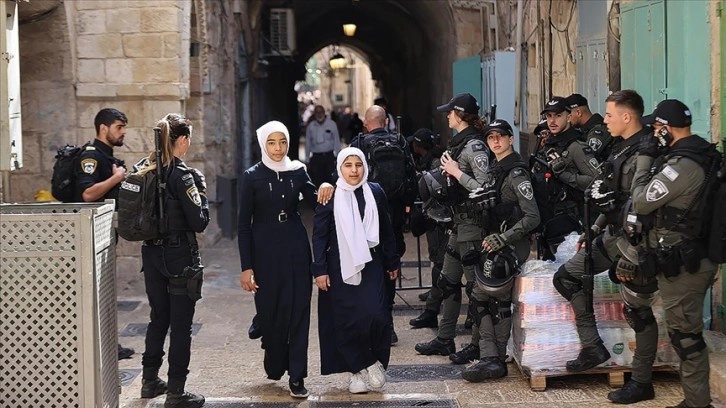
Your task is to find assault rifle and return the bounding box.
[154,127,167,236]
[582,199,595,314]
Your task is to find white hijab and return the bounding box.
[256,121,306,172]
[334,147,380,286]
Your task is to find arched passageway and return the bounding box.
[252,0,457,159]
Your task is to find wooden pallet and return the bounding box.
[523,364,677,391]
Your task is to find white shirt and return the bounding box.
[306,117,341,157]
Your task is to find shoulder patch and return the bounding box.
[81,158,97,174]
[517,180,534,200]
[186,185,202,207]
[181,173,195,186]
[645,179,669,202]
[470,141,486,152]
[473,153,489,172]
[512,168,524,177]
[85,146,96,151]
[588,157,599,169]
[661,165,679,182]
[588,138,603,152]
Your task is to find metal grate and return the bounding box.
[386,364,463,382]
[312,400,459,407]
[0,202,118,408]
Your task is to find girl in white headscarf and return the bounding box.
[312,147,400,394]
[238,120,332,398]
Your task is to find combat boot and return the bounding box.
[414,337,455,356]
[449,343,479,365]
[418,290,430,301]
[164,377,205,408]
[566,342,610,372]
[409,309,438,328]
[140,367,167,398]
[461,357,507,382]
[607,379,654,404]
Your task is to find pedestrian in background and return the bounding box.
[306,105,341,186]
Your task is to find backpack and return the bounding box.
[117,157,166,241]
[671,142,726,264]
[361,133,409,200]
[51,142,91,202]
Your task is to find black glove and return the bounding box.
[638,133,666,158]
[546,148,568,174]
[190,168,207,194]
[586,179,616,212]
[483,233,507,253]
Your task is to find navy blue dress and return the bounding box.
[312,183,400,375]
[238,163,317,382]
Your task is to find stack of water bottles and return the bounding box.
[511,234,679,374]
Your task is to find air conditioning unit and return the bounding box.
[267,8,296,56]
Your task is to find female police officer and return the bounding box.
[140,113,208,408]
[461,119,540,381]
[414,93,491,359]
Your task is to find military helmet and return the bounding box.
[474,247,519,295]
[419,168,459,207]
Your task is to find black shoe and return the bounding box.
[289,379,309,398]
[118,344,134,360]
[391,329,399,345]
[607,379,655,404]
[248,318,261,340]
[418,290,430,301]
[409,309,438,328]
[665,401,714,408]
[141,367,167,398]
[449,343,479,365]
[415,337,455,356]
[565,343,610,372]
[165,378,204,408]
[461,357,507,382]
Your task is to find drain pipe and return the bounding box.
[514,0,523,126]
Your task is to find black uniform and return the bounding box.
[141,157,209,381]
[74,138,124,204]
[579,113,614,162]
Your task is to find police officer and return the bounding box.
[73,108,136,361]
[553,91,658,388]
[566,93,614,162]
[414,93,490,358]
[533,97,600,257]
[629,99,718,408]
[407,128,448,329]
[140,113,209,407]
[350,105,417,344]
[460,119,540,380]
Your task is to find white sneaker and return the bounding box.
[348,370,368,394]
[367,361,386,389]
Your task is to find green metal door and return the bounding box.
[453,55,483,115]
[620,0,666,111]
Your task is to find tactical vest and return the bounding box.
[597,130,645,226]
[653,136,718,239]
[488,154,528,231]
[448,127,485,210]
[539,128,585,207]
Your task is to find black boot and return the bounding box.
[449,343,479,365]
[414,337,455,356]
[565,342,610,372]
[289,378,309,398]
[409,309,438,328]
[118,344,135,360]
[418,290,430,301]
[248,315,261,339]
[164,377,205,408]
[461,356,507,382]
[140,367,167,398]
[607,379,655,404]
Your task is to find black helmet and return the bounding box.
[419,168,459,207]
[474,247,519,294]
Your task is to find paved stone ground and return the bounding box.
[116,208,723,408]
